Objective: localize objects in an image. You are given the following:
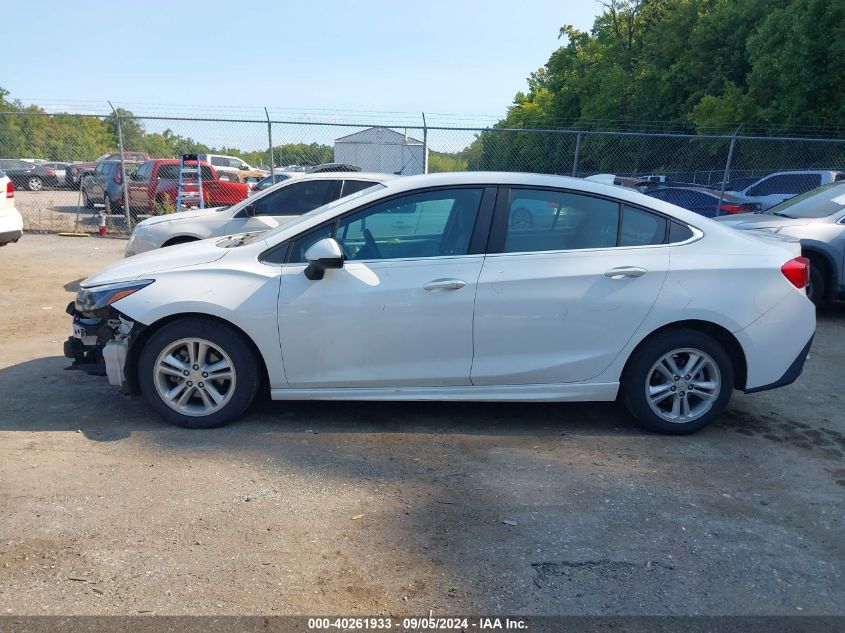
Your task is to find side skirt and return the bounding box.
[270,382,620,402]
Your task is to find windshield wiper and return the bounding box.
[767,212,794,218]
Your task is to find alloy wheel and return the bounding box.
[153,338,237,417]
[645,348,721,423]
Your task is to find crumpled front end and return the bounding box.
[63,301,144,392]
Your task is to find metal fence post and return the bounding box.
[571,131,583,177]
[422,112,429,174]
[265,107,275,184]
[108,101,132,231]
[716,131,739,216]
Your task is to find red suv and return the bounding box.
[126,159,250,215]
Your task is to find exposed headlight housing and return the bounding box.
[76,280,154,313]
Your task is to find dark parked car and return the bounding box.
[81,160,140,212]
[65,152,151,189]
[250,173,296,194]
[713,176,762,192]
[0,159,61,191]
[645,186,760,217]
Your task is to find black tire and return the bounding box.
[103,193,114,214]
[82,190,94,209]
[621,328,734,435]
[138,318,261,429]
[807,263,826,307]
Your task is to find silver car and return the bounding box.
[714,181,845,305]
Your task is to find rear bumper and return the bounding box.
[735,288,816,391]
[0,228,23,245]
[744,335,813,394]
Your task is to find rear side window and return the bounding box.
[754,173,822,195]
[342,180,381,196]
[503,189,619,253]
[668,221,694,243]
[620,206,667,246]
[156,164,214,180]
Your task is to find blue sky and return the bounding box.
[1,0,600,120]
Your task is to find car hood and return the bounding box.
[82,238,229,287]
[136,208,225,227]
[711,213,812,230]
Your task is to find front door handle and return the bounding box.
[423,278,466,291]
[604,266,647,279]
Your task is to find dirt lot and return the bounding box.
[0,234,843,616]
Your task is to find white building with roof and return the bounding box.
[333,127,427,176]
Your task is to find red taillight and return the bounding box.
[45,168,56,176]
[6,181,13,198]
[719,204,744,214]
[781,257,810,289]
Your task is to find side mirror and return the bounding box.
[304,238,344,280]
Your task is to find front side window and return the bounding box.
[287,188,483,263]
[254,180,340,216]
[504,189,619,253]
[334,188,483,261]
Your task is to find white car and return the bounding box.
[65,172,816,434]
[125,172,396,256]
[0,170,23,246]
[195,154,267,178]
[728,170,843,210]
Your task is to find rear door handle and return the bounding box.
[423,278,466,291]
[604,266,647,279]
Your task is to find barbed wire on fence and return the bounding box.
[2,108,845,235]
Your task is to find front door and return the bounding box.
[276,186,492,388]
[472,188,671,385]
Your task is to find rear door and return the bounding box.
[471,187,671,385]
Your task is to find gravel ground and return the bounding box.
[14,191,130,234]
[0,234,843,616]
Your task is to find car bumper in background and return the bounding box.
[0,228,23,245]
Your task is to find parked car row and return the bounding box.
[82,159,251,217]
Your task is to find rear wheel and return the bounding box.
[621,329,734,435]
[82,190,94,209]
[509,207,534,230]
[27,176,43,192]
[103,193,115,214]
[138,318,261,428]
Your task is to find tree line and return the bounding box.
[0,90,333,167]
[464,0,845,176]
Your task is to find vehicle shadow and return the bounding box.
[0,356,645,443]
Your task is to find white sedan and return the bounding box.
[65,172,816,434]
[125,172,396,256]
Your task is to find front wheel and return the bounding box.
[621,329,734,435]
[138,318,261,428]
[27,176,44,191]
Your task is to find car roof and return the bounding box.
[268,171,397,183]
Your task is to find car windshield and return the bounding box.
[243,183,385,245]
[764,182,845,218]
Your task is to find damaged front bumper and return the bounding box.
[64,301,141,392]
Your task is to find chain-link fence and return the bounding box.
[2,109,845,235]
